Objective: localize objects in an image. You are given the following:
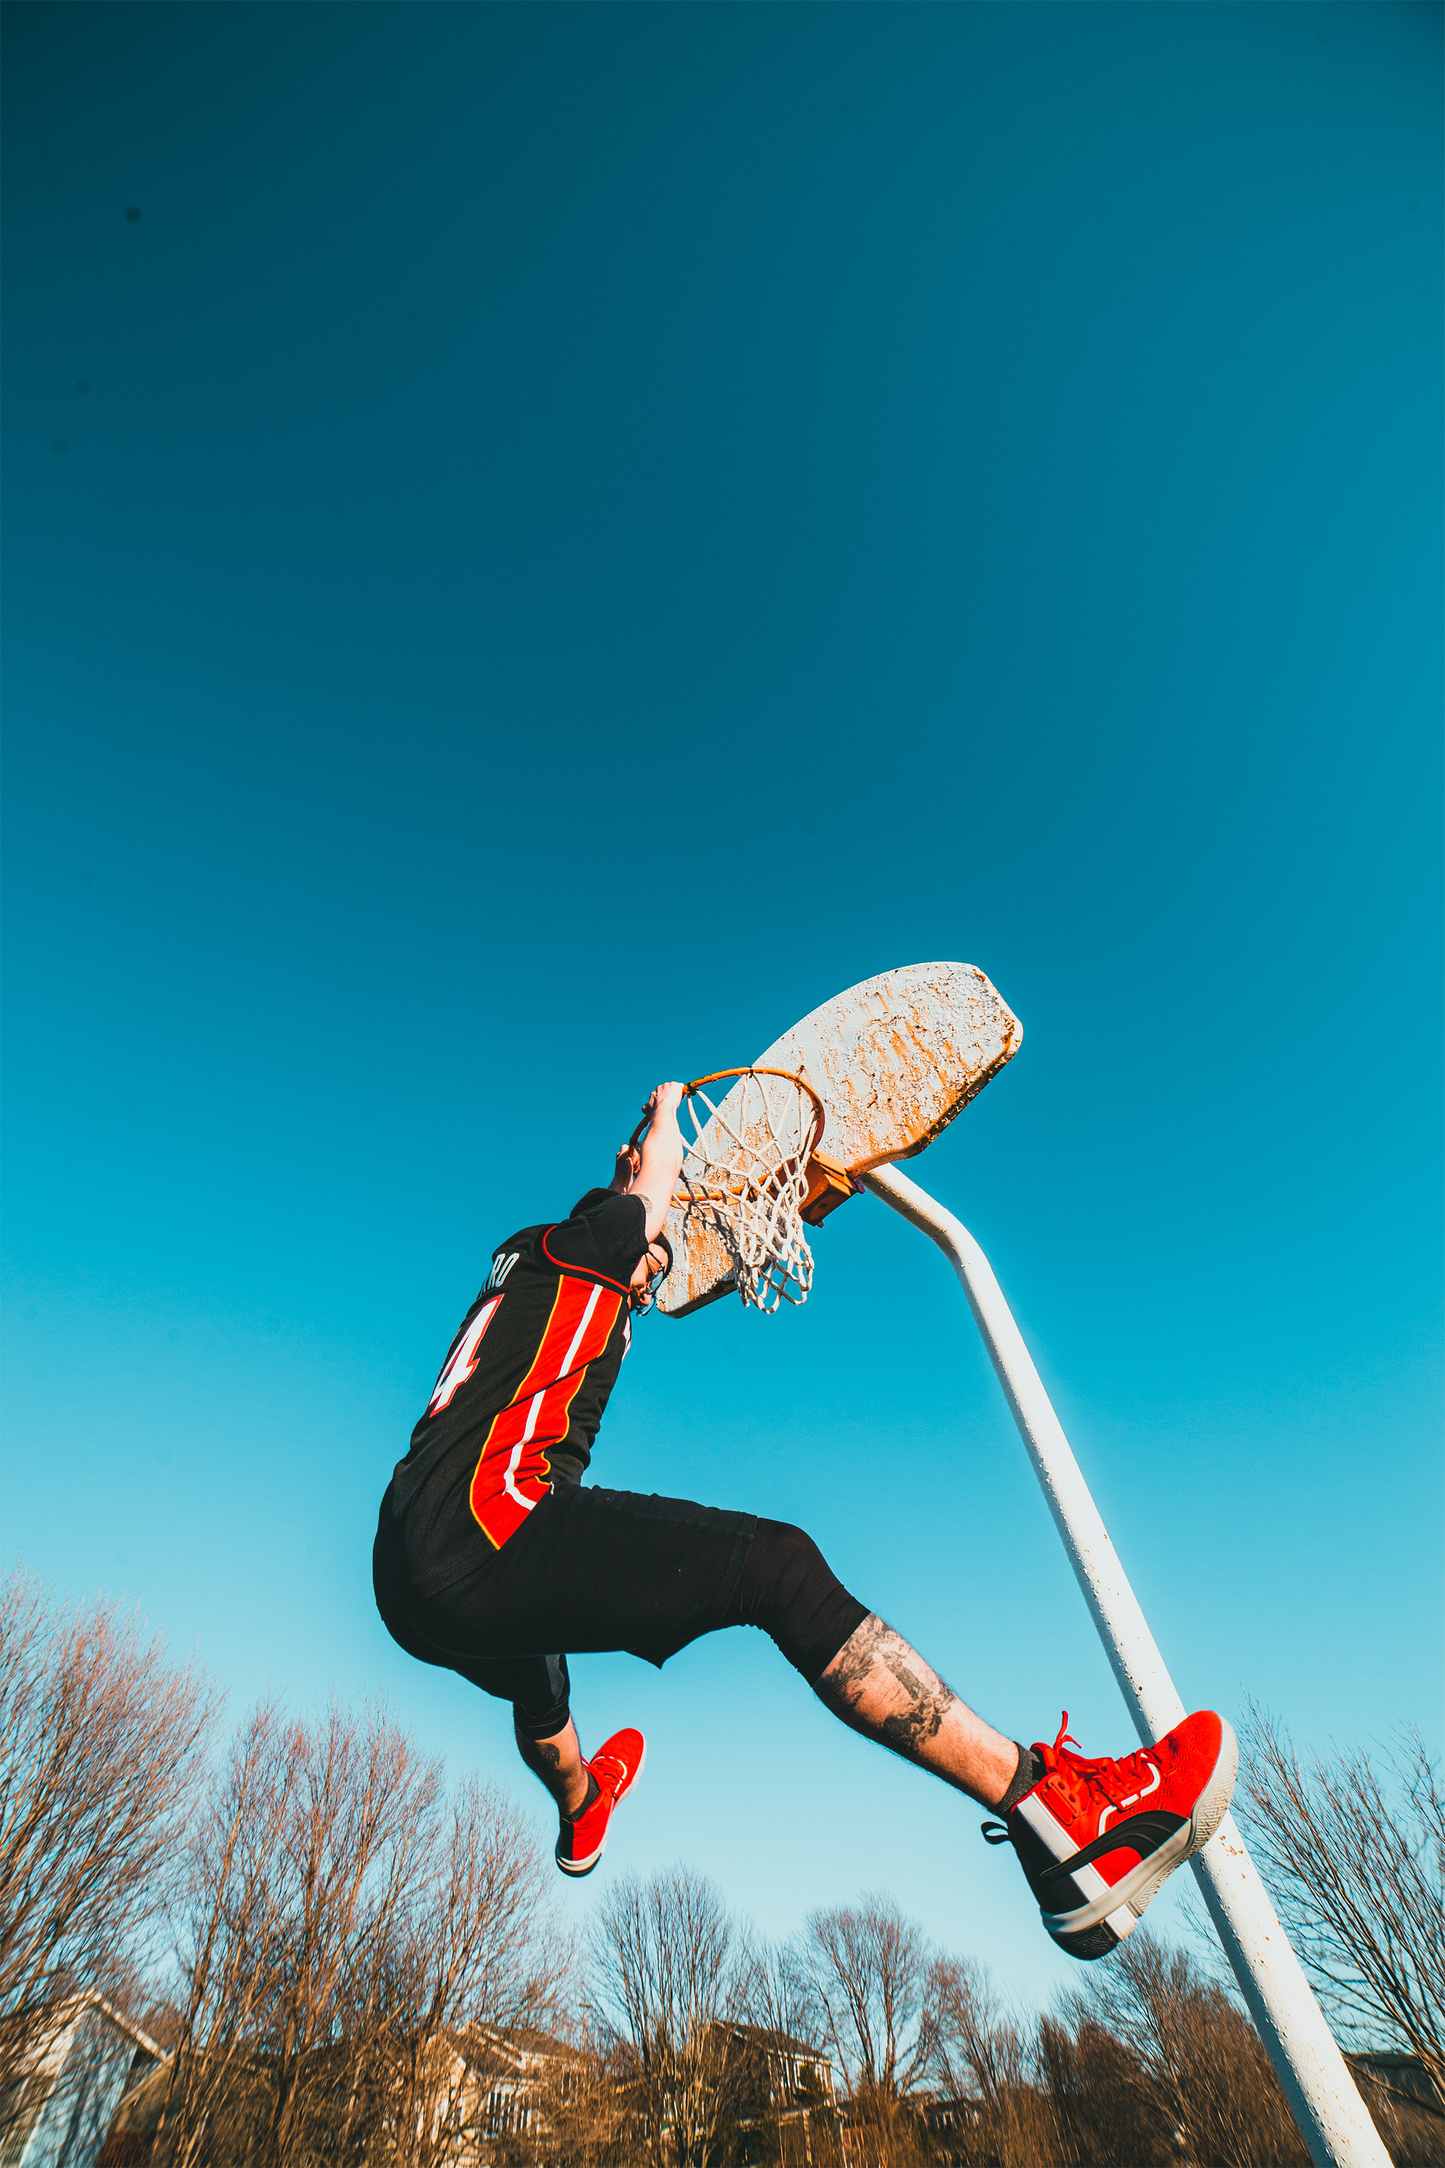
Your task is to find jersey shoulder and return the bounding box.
[479,1224,552,1296]
[544,1192,648,1291]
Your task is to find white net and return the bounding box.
[675,1070,823,1312]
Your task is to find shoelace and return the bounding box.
[1042,1712,1159,1818]
[588,1751,629,1800]
[980,1713,1158,1848]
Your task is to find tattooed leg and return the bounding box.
[815,1615,1020,1807]
[514,1716,590,1816]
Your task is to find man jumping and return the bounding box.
[373,1082,1236,1961]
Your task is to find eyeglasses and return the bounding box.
[632,1238,674,1312]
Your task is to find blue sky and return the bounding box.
[3,2,1440,2013]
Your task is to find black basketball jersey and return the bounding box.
[385,1191,649,1594]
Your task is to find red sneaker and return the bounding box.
[554,1728,646,1878]
[984,1711,1237,1961]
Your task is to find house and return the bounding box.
[912,2092,985,2167]
[916,2092,983,2137]
[91,2022,591,2168]
[0,1998,160,2168]
[1347,2052,1443,2115]
[711,2024,841,2167]
[460,2022,592,2153]
[1345,2053,1444,2160]
[94,2057,172,2168]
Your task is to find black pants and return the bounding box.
[373,1483,868,1740]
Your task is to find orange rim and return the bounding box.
[627,1068,826,1187]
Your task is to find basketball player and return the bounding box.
[373,1082,1236,1961]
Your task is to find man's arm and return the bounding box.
[613,1082,685,1241]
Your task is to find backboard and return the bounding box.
[657,961,1021,1316]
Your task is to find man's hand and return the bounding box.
[627,1081,687,1241]
[643,1081,685,1124]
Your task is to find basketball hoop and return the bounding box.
[630,1069,826,1312]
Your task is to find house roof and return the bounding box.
[107,2056,178,2136]
[459,2021,589,2071]
[718,2021,829,2060]
[15,1993,163,2083]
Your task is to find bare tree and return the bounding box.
[791,1894,940,2164]
[155,1697,561,2168]
[1035,2013,1167,2168]
[0,1566,214,2104]
[1235,1706,1444,2110]
[927,1954,1043,2167]
[264,1697,442,2164]
[734,1933,843,2168]
[372,1773,565,2168]
[1064,1928,1309,2168]
[588,1865,743,2168]
[930,1953,1027,2111]
[151,1701,302,2168]
[511,2034,637,2168]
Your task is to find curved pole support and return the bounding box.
[863,1161,1389,2168]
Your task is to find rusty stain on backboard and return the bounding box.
[658,962,1021,1315]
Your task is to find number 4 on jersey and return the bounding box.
[428,1295,503,1417]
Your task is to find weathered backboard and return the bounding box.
[658,961,1021,1316]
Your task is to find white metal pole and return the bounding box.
[863,1161,1390,2168]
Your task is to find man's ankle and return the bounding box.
[992,1743,1044,1816]
[561,1771,600,1823]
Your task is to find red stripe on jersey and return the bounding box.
[469,1275,625,1549]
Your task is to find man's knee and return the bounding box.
[732,1518,869,1685]
[511,1653,571,1741]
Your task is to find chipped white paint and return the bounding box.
[658,963,1021,1317]
[864,1159,1392,2168]
[764,961,1021,1175]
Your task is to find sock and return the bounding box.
[561,1771,600,1823]
[992,1744,1044,1817]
